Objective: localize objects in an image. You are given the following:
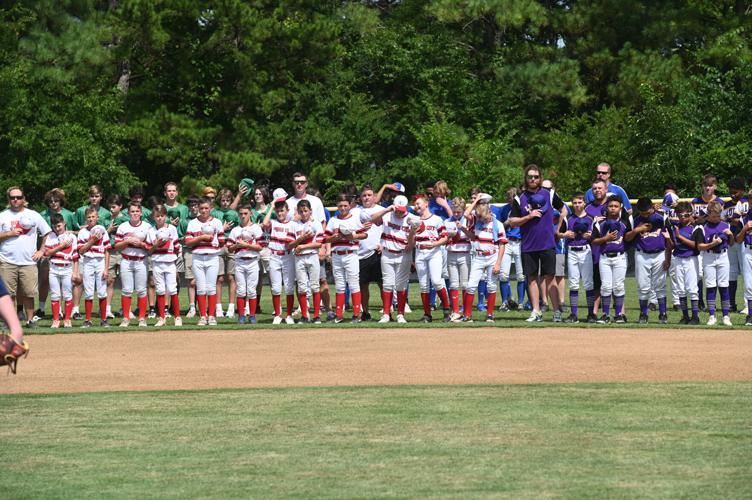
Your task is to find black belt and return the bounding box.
[569,246,587,252]
[604,251,624,258]
[745,244,752,250]
[637,249,663,254]
[706,248,727,254]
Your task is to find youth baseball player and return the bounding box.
[446,197,472,321]
[413,195,450,322]
[669,202,701,324]
[227,205,264,324]
[691,174,724,310]
[289,199,325,324]
[149,204,182,327]
[44,214,79,328]
[77,207,111,327]
[557,192,596,323]
[695,201,734,326]
[734,193,752,325]
[114,202,153,327]
[262,197,297,325]
[722,178,748,313]
[185,198,225,326]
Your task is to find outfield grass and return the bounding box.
[2,382,751,498]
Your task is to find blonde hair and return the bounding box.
[202,186,217,197]
[475,203,490,220]
[434,180,450,198]
[706,201,723,216]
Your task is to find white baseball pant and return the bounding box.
[467,254,498,294]
[269,254,295,296]
[153,260,178,296]
[669,258,681,305]
[674,256,699,299]
[599,253,627,296]
[82,256,107,300]
[441,246,448,280]
[635,251,667,300]
[567,247,594,291]
[741,246,752,300]
[235,257,260,299]
[49,263,73,302]
[192,253,219,295]
[415,248,446,293]
[332,252,360,294]
[120,258,148,297]
[500,240,524,282]
[295,253,321,295]
[728,242,743,280]
[702,251,730,288]
[447,252,470,291]
[381,252,412,293]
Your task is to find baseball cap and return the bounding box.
[272,188,288,203]
[477,193,492,203]
[393,195,408,213]
[663,192,679,207]
[239,178,255,197]
[392,182,405,193]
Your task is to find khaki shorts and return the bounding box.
[176,251,185,274]
[259,247,271,274]
[108,252,121,280]
[218,246,235,276]
[183,250,194,280]
[0,261,38,299]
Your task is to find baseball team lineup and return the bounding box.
[1,160,752,346]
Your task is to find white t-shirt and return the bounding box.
[352,206,382,259]
[0,208,52,266]
[286,194,327,226]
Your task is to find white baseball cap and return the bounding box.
[393,195,409,213]
[272,188,288,202]
[477,193,492,203]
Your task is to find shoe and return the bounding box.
[334,317,343,324]
[507,299,518,311]
[689,317,700,325]
[34,308,45,320]
[165,311,172,318]
[115,309,123,318]
[312,317,321,324]
[100,319,110,327]
[658,313,668,324]
[649,303,657,311]
[586,314,598,324]
[248,316,257,324]
[361,312,372,322]
[215,307,225,318]
[597,315,610,324]
[208,316,217,326]
[486,315,494,323]
[525,311,543,322]
[147,308,157,319]
[523,302,533,311]
[499,302,509,312]
[553,311,562,323]
[72,311,82,321]
[82,320,93,328]
[462,316,473,323]
[421,314,432,323]
[679,316,690,325]
[615,315,627,324]
[722,315,733,327]
[378,314,391,323]
[403,303,412,314]
[707,316,717,326]
[138,318,148,327]
[449,312,462,322]
[272,316,283,325]
[541,304,549,313]
[174,317,182,327]
[186,308,196,319]
[106,310,115,319]
[299,317,310,324]
[477,303,487,312]
[351,316,361,324]
[238,315,246,325]
[119,319,130,327]
[51,320,60,329]
[564,313,579,323]
[197,317,208,326]
[226,305,235,319]
[443,311,451,322]
[741,307,749,315]
[396,314,407,324]
[638,314,648,324]
[745,315,752,326]
[285,316,295,325]
[326,311,336,322]
[154,318,166,327]
[729,305,738,313]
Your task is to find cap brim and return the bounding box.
[394,206,407,213]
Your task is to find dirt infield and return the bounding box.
[1,327,751,394]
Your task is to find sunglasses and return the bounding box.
[679,213,692,218]
[293,180,307,185]
[527,175,540,180]
[9,195,24,201]
[596,171,610,175]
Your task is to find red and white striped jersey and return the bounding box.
[46,231,79,265]
[380,212,412,253]
[291,220,324,256]
[149,224,181,263]
[473,217,507,255]
[185,217,225,255]
[325,215,363,251]
[77,226,110,259]
[266,219,296,254]
[116,221,153,258]
[227,224,264,259]
[415,214,447,252]
[446,216,472,253]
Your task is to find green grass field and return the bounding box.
[2,382,751,498]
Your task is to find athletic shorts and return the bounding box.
[522,249,556,277]
[359,252,382,286]
[593,263,601,296]
[0,262,38,299]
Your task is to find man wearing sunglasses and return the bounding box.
[508,164,566,322]
[584,162,632,214]
[0,187,52,327]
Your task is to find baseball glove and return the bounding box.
[0,334,29,374]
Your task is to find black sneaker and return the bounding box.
[615,314,627,324]
[299,317,310,324]
[689,317,700,325]
[649,303,657,311]
[313,317,321,324]
[72,311,82,321]
[597,314,610,324]
[421,314,433,323]
[361,312,372,322]
[25,320,36,329]
[507,299,519,311]
[351,315,361,324]
[82,320,93,328]
[587,314,598,324]
[673,304,680,311]
[745,315,752,326]
[679,316,690,325]
[729,304,738,313]
[564,313,579,323]
[100,319,110,327]
[658,313,668,324]
[34,308,46,320]
[443,310,451,322]
[638,314,648,324]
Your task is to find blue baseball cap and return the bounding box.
[392,182,405,193]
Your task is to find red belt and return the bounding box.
[386,249,404,254]
[334,249,356,255]
[476,250,496,256]
[418,245,436,250]
[271,250,290,256]
[52,262,72,266]
[121,254,145,261]
[449,249,469,253]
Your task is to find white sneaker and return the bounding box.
[208,316,217,326]
[285,315,295,325]
[154,318,166,327]
[378,313,390,323]
[186,308,196,318]
[525,311,543,322]
[215,305,225,318]
[396,314,407,324]
[272,315,283,325]
[51,320,60,329]
[225,305,235,319]
[138,318,147,328]
[119,319,130,328]
[707,316,717,326]
[174,317,183,327]
[292,306,302,318]
[106,310,115,319]
[449,312,462,322]
[741,307,748,315]
[403,303,412,314]
[197,317,208,326]
[722,315,733,327]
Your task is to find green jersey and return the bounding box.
[76,205,111,229]
[211,208,240,237]
[42,207,79,231]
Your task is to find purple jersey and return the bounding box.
[672,224,698,258]
[593,216,632,254]
[723,197,748,233]
[633,213,668,253]
[695,221,731,252]
[563,214,593,248]
[691,196,723,219]
[510,188,564,253]
[742,213,752,246]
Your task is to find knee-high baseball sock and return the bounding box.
[602,295,611,316]
[352,291,362,317]
[51,301,60,321]
[99,298,107,321]
[729,280,738,308]
[437,288,449,310]
[396,290,407,315]
[236,297,247,317]
[157,294,166,319]
[639,299,648,316]
[500,281,511,303]
[585,289,596,316]
[171,294,181,317]
[196,295,206,318]
[272,294,281,317]
[569,290,579,317]
[64,300,73,321]
[487,291,497,313]
[691,298,699,320]
[297,294,308,319]
[207,294,217,318]
[517,281,526,303]
[122,296,132,320]
[421,292,431,315]
[614,295,625,316]
[658,297,667,315]
[463,292,475,317]
[312,291,321,318]
[286,294,295,317]
[85,299,93,321]
[138,296,148,320]
[335,292,345,318]
[450,290,460,314]
[680,296,689,319]
[707,286,717,316]
[720,286,730,316]
[382,291,393,315]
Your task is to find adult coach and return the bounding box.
[0,187,52,327]
[585,162,632,214]
[508,164,565,322]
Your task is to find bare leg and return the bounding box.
[0,294,23,342]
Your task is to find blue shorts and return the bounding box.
[0,276,8,297]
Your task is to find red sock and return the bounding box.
[313,291,321,318]
[272,294,281,316]
[421,292,431,315]
[99,298,107,321]
[352,291,362,317]
[197,295,207,317]
[397,290,407,315]
[450,290,460,314]
[286,294,295,317]
[438,288,449,310]
[382,291,393,315]
[84,299,93,321]
[236,297,246,316]
[137,296,148,320]
[171,294,181,317]
[207,294,217,317]
[51,301,60,321]
[336,292,345,318]
[64,300,73,320]
[157,294,166,319]
[464,293,475,318]
[249,297,258,316]
[122,296,132,320]
[487,292,497,313]
[298,293,309,318]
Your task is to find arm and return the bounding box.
[373,184,399,205]
[0,227,23,243]
[435,197,453,218]
[696,237,721,251]
[33,232,50,261]
[624,223,649,242]
[463,198,479,220]
[492,242,506,275]
[229,185,247,211]
[369,206,393,225]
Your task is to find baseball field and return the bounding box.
[2,283,751,498]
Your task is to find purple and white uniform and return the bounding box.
[592,216,632,299]
[671,224,700,301]
[695,221,731,288]
[633,213,669,302]
[562,214,594,292]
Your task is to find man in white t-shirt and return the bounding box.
[0,187,52,327]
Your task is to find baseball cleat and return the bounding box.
[740,307,749,315]
[196,317,208,326]
[745,315,752,326]
[553,311,562,322]
[507,299,519,311]
[248,316,258,324]
[72,311,82,321]
[50,320,60,329]
[615,315,627,324]
[485,315,494,323]
[403,303,412,314]
[82,320,93,328]
[707,316,717,326]
[449,312,462,322]
[638,314,648,324]
[378,314,391,323]
[138,318,148,328]
[312,317,321,324]
[154,318,166,327]
[679,316,690,325]
[597,314,610,324]
[174,317,183,327]
[421,314,433,323]
[334,317,343,324]
[186,308,197,318]
[586,314,598,324]
[351,316,361,324]
[326,311,337,322]
[100,319,110,327]
[476,303,487,312]
[361,312,372,322]
[396,314,407,324]
[207,316,217,326]
[284,316,295,325]
[499,302,509,312]
[119,319,130,328]
[658,313,668,324]
[237,316,246,325]
[722,315,733,327]
[272,316,283,325]
[525,311,543,322]
[564,313,579,323]
[147,308,157,319]
[689,317,700,325]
